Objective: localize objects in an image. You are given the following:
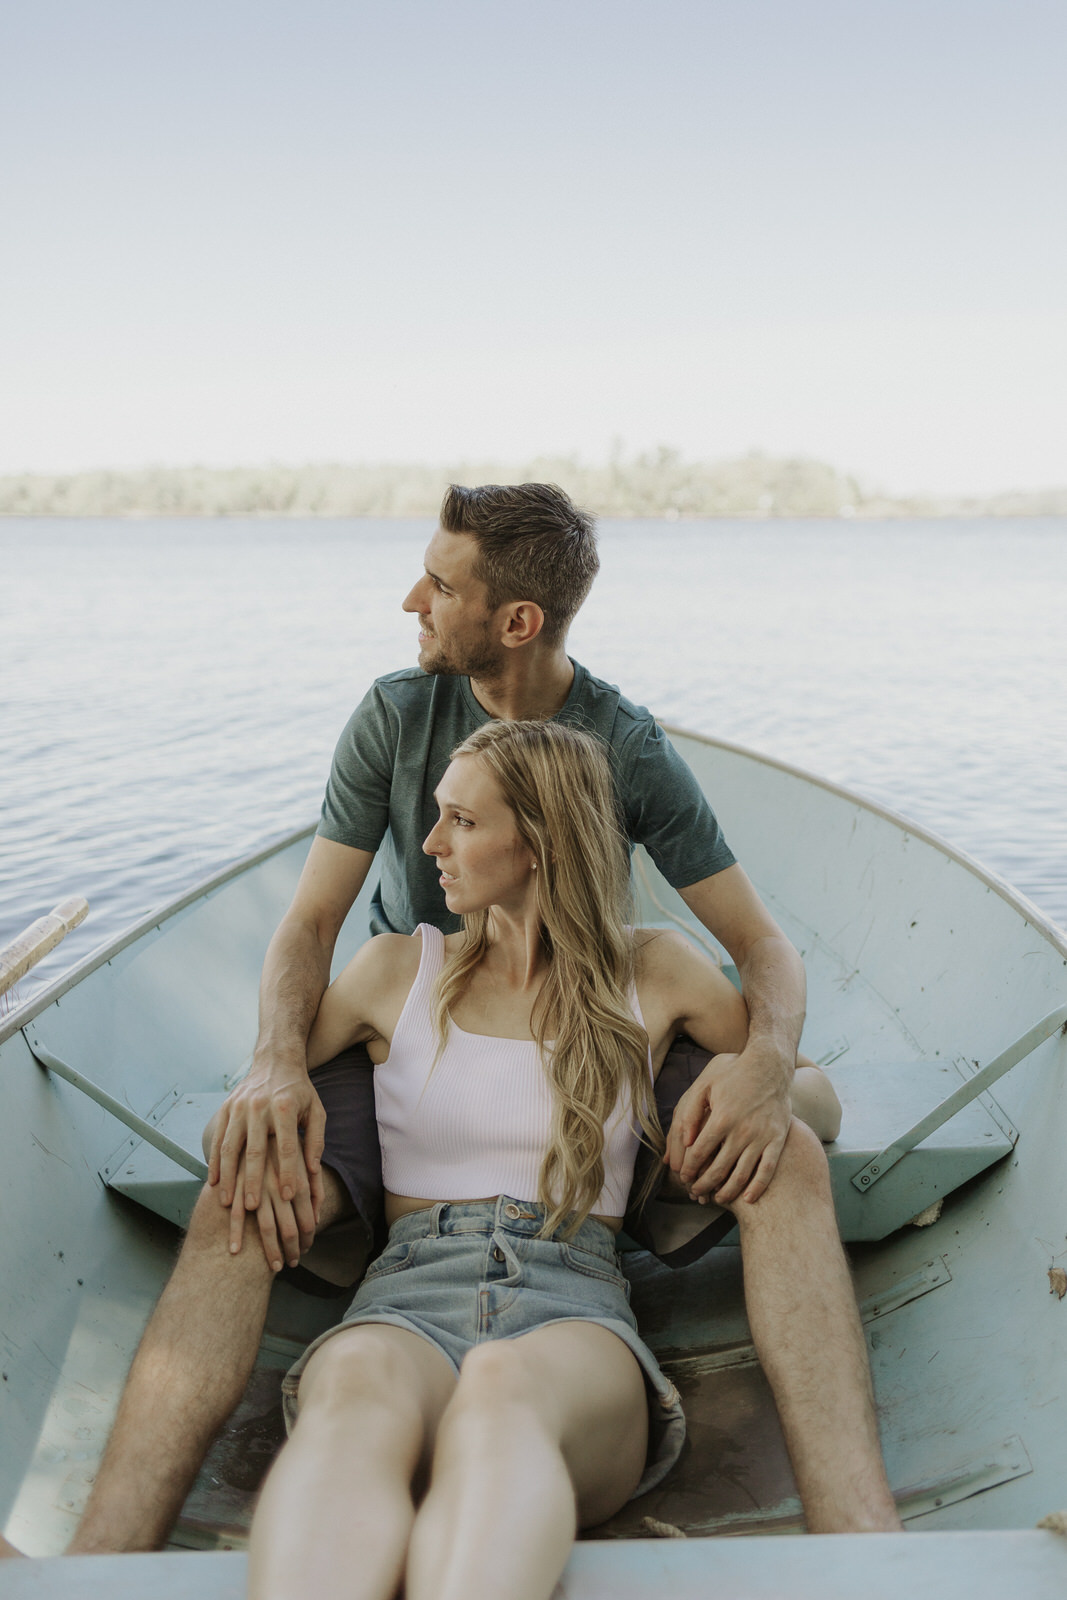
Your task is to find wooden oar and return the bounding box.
[0,896,89,999]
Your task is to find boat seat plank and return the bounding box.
[3,1532,1066,1600]
[822,1058,1014,1240]
[103,1091,227,1227]
[101,1062,1014,1244]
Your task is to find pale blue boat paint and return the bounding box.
[1,727,1066,1589]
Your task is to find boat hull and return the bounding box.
[1,727,1065,1577]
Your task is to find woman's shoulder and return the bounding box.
[632,925,738,1007]
[341,929,424,991]
[632,924,712,973]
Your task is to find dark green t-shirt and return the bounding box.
[317,661,736,935]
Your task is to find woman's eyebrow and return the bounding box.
[433,786,472,812]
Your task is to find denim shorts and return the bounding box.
[282,1195,685,1499]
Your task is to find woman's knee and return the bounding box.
[300,1327,413,1410]
[450,1341,542,1421]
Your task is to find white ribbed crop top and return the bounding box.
[375,924,652,1217]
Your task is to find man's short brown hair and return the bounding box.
[439,482,599,647]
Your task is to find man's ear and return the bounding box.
[499,601,545,649]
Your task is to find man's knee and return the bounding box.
[732,1118,834,1228]
[182,1184,271,1275]
[778,1116,833,1190]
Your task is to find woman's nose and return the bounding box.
[423,823,442,856]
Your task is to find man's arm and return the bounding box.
[208,836,375,1230]
[674,863,806,1204]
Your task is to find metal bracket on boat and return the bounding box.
[852,1004,1067,1194]
[24,1029,210,1181]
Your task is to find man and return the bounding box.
[70,483,900,1552]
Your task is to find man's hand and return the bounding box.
[207,1051,326,1245]
[226,1138,316,1272]
[664,1042,793,1206]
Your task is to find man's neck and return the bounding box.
[467,648,576,722]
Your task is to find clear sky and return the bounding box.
[3,0,1064,494]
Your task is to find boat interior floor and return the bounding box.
[166,1205,1025,1554]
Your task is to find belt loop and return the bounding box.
[429,1201,446,1237]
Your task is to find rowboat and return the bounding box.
[2,725,1066,1597]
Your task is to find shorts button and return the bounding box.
[504,1203,521,1219]
[493,1246,505,1262]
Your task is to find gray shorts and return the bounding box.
[282,1195,685,1499]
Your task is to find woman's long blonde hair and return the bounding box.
[431,719,663,1237]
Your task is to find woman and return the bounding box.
[248,719,840,1600]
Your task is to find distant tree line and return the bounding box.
[1,449,1064,518]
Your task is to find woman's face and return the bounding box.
[422,755,537,917]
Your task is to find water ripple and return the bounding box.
[2,516,1065,1003]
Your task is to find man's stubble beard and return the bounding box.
[420,629,503,683]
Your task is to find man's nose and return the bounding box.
[402,577,428,612]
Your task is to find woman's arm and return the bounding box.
[306,932,416,1068]
[637,929,842,1196]
[634,928,750,1064]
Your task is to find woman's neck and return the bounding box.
[480,907,548,994]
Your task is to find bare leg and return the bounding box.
[69,1171,352,1553]
[731,1118,902,1531]
[247,1325,456,1600]
[406,1322,648,1600]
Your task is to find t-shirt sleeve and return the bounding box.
[316,684,397,853]
[622,721,736,887]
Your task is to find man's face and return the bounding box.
[402,528,505,679]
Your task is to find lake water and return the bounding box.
[2,516,1065,1006]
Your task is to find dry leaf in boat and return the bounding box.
[1048,1267,1067,1299]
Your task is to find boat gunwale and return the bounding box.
[661,721,1067,961]
[4,724,1064,1050]
[0,822,317,1046]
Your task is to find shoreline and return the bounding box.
[2,454,1064,522]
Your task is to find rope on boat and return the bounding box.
[640,1515,687,1538]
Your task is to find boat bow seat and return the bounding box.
[98,1060,1017,1245]
[821,1058,1014,1241]
[31,991,1058,1243]
[102,1089,229,1227]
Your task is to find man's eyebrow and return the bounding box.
[425,565,454,591]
